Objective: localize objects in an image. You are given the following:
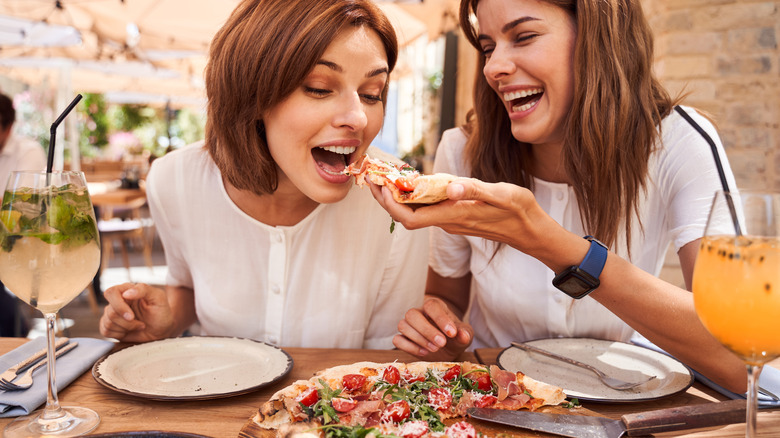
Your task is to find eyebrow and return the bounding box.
[477,16,541,42]
[316,60,389,78]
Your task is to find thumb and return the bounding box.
[447,178,490,202]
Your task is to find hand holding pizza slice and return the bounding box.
[345,155,457,204]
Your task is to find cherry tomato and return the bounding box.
[381,400,411,423]
[394,176,415,192]
[446,421,476,438]
[295,387,319,407]
[469,371,493,391]
[442,365,461,382]
[402,371,425,384]
[342,374,367,392]
[399,420,429,438]
[474,394,497,408]
[331,397,358,413]
[383,366,401,384]
[427,387,453,411]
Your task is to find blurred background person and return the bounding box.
[0,91,47,337]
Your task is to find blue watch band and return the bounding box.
[579,235,608,279]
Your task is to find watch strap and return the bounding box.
[579,235,608,279]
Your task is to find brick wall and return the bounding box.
[644,0,780,191]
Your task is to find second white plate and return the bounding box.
[497,337,693,402]
[93,336,293,400]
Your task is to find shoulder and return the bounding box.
[659,106,720,148]
[434,127,470,176]
[149,141,210,179]
[147,141,215,199]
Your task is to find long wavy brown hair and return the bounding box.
[205,0,398,195]
[459,0,681,249]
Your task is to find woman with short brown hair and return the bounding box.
[99,0,428,349]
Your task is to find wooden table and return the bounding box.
[1,338,778,437]
[88,182,146,209]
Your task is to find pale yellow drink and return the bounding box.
[693,235,780,364]
[0,184,100,314]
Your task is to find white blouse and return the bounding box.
[430,107,737,349]
[146,143,428,349]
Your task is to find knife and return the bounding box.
[468,399,746,437]
[0,337,70,383]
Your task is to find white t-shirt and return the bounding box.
[0,133,47,192]
[430,106,737,348]
[146,143,428,349]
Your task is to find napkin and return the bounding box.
[0,336,115,418]
[631,333,780,408]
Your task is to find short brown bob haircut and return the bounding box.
[205,0,398,195]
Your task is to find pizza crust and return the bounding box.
[386,173,457,204]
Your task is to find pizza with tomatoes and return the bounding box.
[248,361,566,437]
[345,155,457,204]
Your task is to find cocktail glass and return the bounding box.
[692,189,780,438]
[0,171,101,437]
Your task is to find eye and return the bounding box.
[480,44,495,59]
[360,94,382,104]
[304,87,331,98]
[514,33,538,44]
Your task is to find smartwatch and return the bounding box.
[552,235,608,299]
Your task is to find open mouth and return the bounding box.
[312,146,356,176]
[504,88,543,113]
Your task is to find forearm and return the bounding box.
[516,221,746,392]
[165,285,198,337]
[591,254,746,392]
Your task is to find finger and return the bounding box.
[101,304,145,333]
[421,298,460,339]
[103,283,140,322]
[397,314,442,353]
[393,334,430,357]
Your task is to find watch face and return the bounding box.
[555,275,592,295]
[553,267,599,298]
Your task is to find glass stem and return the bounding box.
[40,313,64,421]
[746,363,763,438]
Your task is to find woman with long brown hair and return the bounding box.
[372,0,747,392]
[98,0,428,349]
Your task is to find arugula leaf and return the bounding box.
[308,379,343,426]
[318,424,399,438]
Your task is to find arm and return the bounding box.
[99,283,197,342]
[375,178,747,393]
[393,268,474,360]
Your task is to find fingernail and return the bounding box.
[434,335,446,347]
[444,324,456,337]
[123,312,134,321]
[418,348,429,356]
[427,342,439,352]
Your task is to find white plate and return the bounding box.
[497,338,693,402]
[92,336,293,400]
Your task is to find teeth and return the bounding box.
[320,146,356,154]
[512,99,540,112]
[503,88,543,102]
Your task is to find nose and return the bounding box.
[334,92,368,131]
[483,47,516,82]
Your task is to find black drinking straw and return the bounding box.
[674,106,742,235]
[46,94,83,174]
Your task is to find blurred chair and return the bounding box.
[97,196,155,281]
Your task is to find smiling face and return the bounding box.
[262,25,389,204]
[476,0,576,149]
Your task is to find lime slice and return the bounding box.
[0,210,21,231]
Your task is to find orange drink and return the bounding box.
[693,235,780,365]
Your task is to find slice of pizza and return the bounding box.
[250,361,566,437]
[345,155,457,204]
